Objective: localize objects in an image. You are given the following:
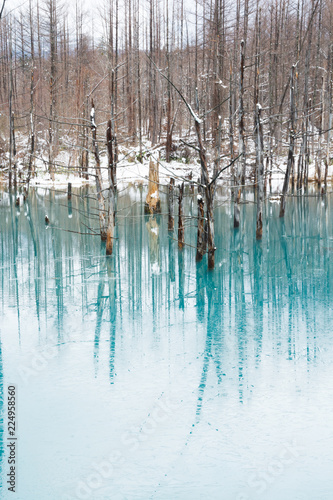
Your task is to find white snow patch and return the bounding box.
[151,262,160,275]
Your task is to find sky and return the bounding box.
[3,0,116,50]
[4,0,198,53]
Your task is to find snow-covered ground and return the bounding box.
[3,132,333,194]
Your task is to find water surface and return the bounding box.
[0,186,332,499]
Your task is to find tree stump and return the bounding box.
[145,158,161,214]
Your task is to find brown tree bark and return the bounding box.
[90,100,107,240]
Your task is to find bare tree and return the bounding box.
[0,0,5,19]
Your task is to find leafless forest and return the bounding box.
[0,0,332,267]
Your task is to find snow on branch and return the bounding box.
[90,100,96,129]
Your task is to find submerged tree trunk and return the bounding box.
[178,182,185,249]
[196,194,206,260]
[106,189,114,255]
[168,177,175,231]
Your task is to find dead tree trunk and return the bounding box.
[213,115,222,198]
[178,182,185,249]
[107,119,115,187]
[228,61,235,195]
[25,0,35,198]
[90,100,107,240]
[196,194,206,260]
[168,177,175,231]
[297,135,304,192]
[11,112,17,190]
[9,26,13,189]
[166,92,172,162]
[106,119,115,255]
[234,40,245,228]
[194,120,215,269]
[316,75,324,189]
[255,103,264,239]
[280,65,296,218]
[325,71,332,192]
[239,40,246,187]
[106,190,114,255]
[325,43,333,193]
[48,0,57,182]
[82,96,89,180]
[165,0,172,162]
[304,98,311,193]
[110,69,118,186]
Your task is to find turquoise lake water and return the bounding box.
[0,185,333,499]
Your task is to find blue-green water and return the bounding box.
[0,186,333,500]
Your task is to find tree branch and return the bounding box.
[0,0,5,19]
[145,52,202,124]
[208,154,242,188]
